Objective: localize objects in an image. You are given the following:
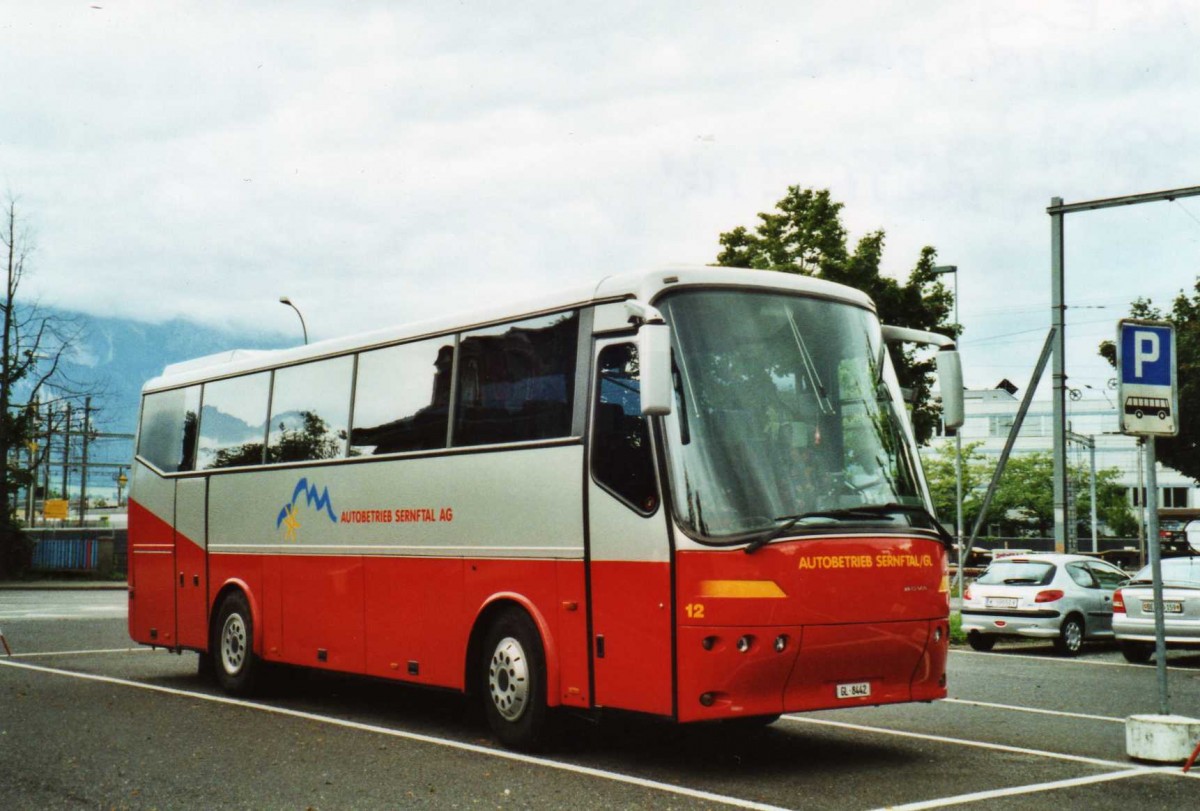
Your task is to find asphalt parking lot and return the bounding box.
[2,588,1199,809]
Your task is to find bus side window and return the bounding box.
[592,343,658,514]
[452,311,579,447]
[138,385,200,473]
[198,372,271,470]
[351,338,453,455]
[267,356,353,464]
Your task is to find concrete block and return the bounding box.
[1126,714,1200,763]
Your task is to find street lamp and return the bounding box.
[279,296,309,345]
[932,265,964,597]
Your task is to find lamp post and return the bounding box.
[279,296,309,345]
[932,265,963,596]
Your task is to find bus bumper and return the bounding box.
[675,618,948,723]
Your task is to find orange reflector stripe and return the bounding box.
[939,574,950,593]
[698,580,788,598]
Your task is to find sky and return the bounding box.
[4,1,1200,404]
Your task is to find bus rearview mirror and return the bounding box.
[639,322,673,416]
[938,350,964,430]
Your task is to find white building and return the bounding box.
[944,382,1196,535]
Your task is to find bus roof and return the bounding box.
[144,266,875,392]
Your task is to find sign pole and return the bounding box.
[1144,437,1170,716]
[1117,319,1177,719]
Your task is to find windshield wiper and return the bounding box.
[743,503,952,554]
[670,349,691,445]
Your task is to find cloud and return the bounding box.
[3,0,1200,395]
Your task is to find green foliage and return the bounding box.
[923,446,1136,538]
[1099,286,1200,483]
[923,440,989,531]
[715,186,957,443]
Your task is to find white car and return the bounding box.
[1112,557,1200,663]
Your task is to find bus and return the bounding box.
[128,266,963,749]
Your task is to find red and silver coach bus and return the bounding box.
[129,266,963,749]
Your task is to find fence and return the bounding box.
[25,529,128,575]
[958,536,1150,573]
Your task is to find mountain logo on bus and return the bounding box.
[276,477,339,542]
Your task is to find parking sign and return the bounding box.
[1117,319,1178,436]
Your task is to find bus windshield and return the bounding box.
[658,289,934,543]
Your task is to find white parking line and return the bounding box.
[782,715,1137,769]
[0,658,789,811]
[952,648,1197,672]
[942,697,1124,724]
[876,769,1151,810]
[8,647,157,659]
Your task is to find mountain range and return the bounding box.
[54,311,293,435]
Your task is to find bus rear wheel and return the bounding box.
[213,591,260,695]
[482,609,551,751]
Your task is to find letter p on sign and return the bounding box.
[1135,331,1160,378]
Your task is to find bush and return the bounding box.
[0,521,34,580]
[949,611,966,645]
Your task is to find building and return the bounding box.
[944,382,1197,543]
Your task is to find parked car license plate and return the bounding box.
[1142,600,1183,614]
[836,681,871,699]
[986,597,1019,609]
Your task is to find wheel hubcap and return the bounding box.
[488,636,529,721]
[1066,622,1082,650]
[221,613,247,675]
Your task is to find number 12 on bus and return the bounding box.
[129,266,963,749]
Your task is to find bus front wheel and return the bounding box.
[481,609,551,750]
[213,591,261,696]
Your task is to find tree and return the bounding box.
[715,186,957,442]
[1099,285,1200,483]
[922,440,989,531]
[1,197,89,578]
[923,446,1136,538]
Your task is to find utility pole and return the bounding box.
[61,403,71,520]
[1047,185,1200,552]
[79,396,91,527]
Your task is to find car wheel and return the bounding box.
[213,591,261,695]
[1120,641,1154,663]
[482,609,552,751]
[1053,615,1084,656]
[967,631,996,651]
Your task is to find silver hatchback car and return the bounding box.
[1112,556,1200,663]
[961,553,1130,656]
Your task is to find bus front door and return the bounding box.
[587,339,674,717]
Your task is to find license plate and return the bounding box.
[987,597,1019,609]
[1143,600,1183,614]
[836,681,871,699]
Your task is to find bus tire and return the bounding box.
[1053,615,1084,656]
[213,591,260,695]
[482,609,551,751]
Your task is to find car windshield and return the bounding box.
[1130,557,1200,588]
[976,561,1055,586]
[656,289,935,542]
